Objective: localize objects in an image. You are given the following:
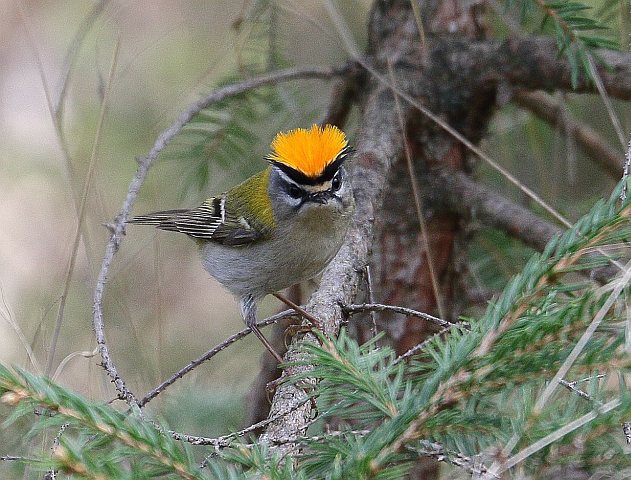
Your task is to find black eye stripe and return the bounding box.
[286,182,305,199]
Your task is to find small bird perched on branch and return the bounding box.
[128,124,354,362]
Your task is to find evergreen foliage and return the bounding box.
[1,181,630,478]
[506,0,619,86]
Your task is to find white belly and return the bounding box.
[200,206,350,299]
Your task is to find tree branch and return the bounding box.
[343,303,451,329]
[138,310,297,408]
[499,36,631,99]
[513,90,623,178]
[426,169,618,284]
[426,169,563,252]
[261,76,403,450]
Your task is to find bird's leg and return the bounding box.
[272,292,322,330]
[240,295,284,364]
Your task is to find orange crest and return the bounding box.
[267,124,348,179]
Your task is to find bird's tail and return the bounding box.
[126,209,188,231]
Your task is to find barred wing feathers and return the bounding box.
[128,197,263,246]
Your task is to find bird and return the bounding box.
[127,124,354,362]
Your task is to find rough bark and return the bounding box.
[364,2,492,477]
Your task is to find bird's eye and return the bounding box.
[331,174,341,191]
[287,184,303,199]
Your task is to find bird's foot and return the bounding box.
[273,292,323,330]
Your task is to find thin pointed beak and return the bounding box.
[308,191,332,204]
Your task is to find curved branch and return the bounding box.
[92,65,346,407]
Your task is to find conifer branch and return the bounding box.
[0,366,205,479]
[361,184,631,475]
[530,0,618,87]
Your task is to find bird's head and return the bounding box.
[266,124,353,220]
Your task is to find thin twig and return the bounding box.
[343,303,452,329]
[414,440,490,477]
[558,374,607,403]
[47,37,120,377]
[173,396,313,449]
[558,379,596,402]
[203,428,491,478]
[393,325,456,365]
[138,310,296,408]
[45,422,69,480]
[388,59,446,320]
[141,300,445,409]
[92,65,344,408]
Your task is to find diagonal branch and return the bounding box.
[513,90,623,179]
[138,310,296,408]
[426,169,563,252]
[426,170,618,284]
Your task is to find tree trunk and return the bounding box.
[362,1,493,477]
